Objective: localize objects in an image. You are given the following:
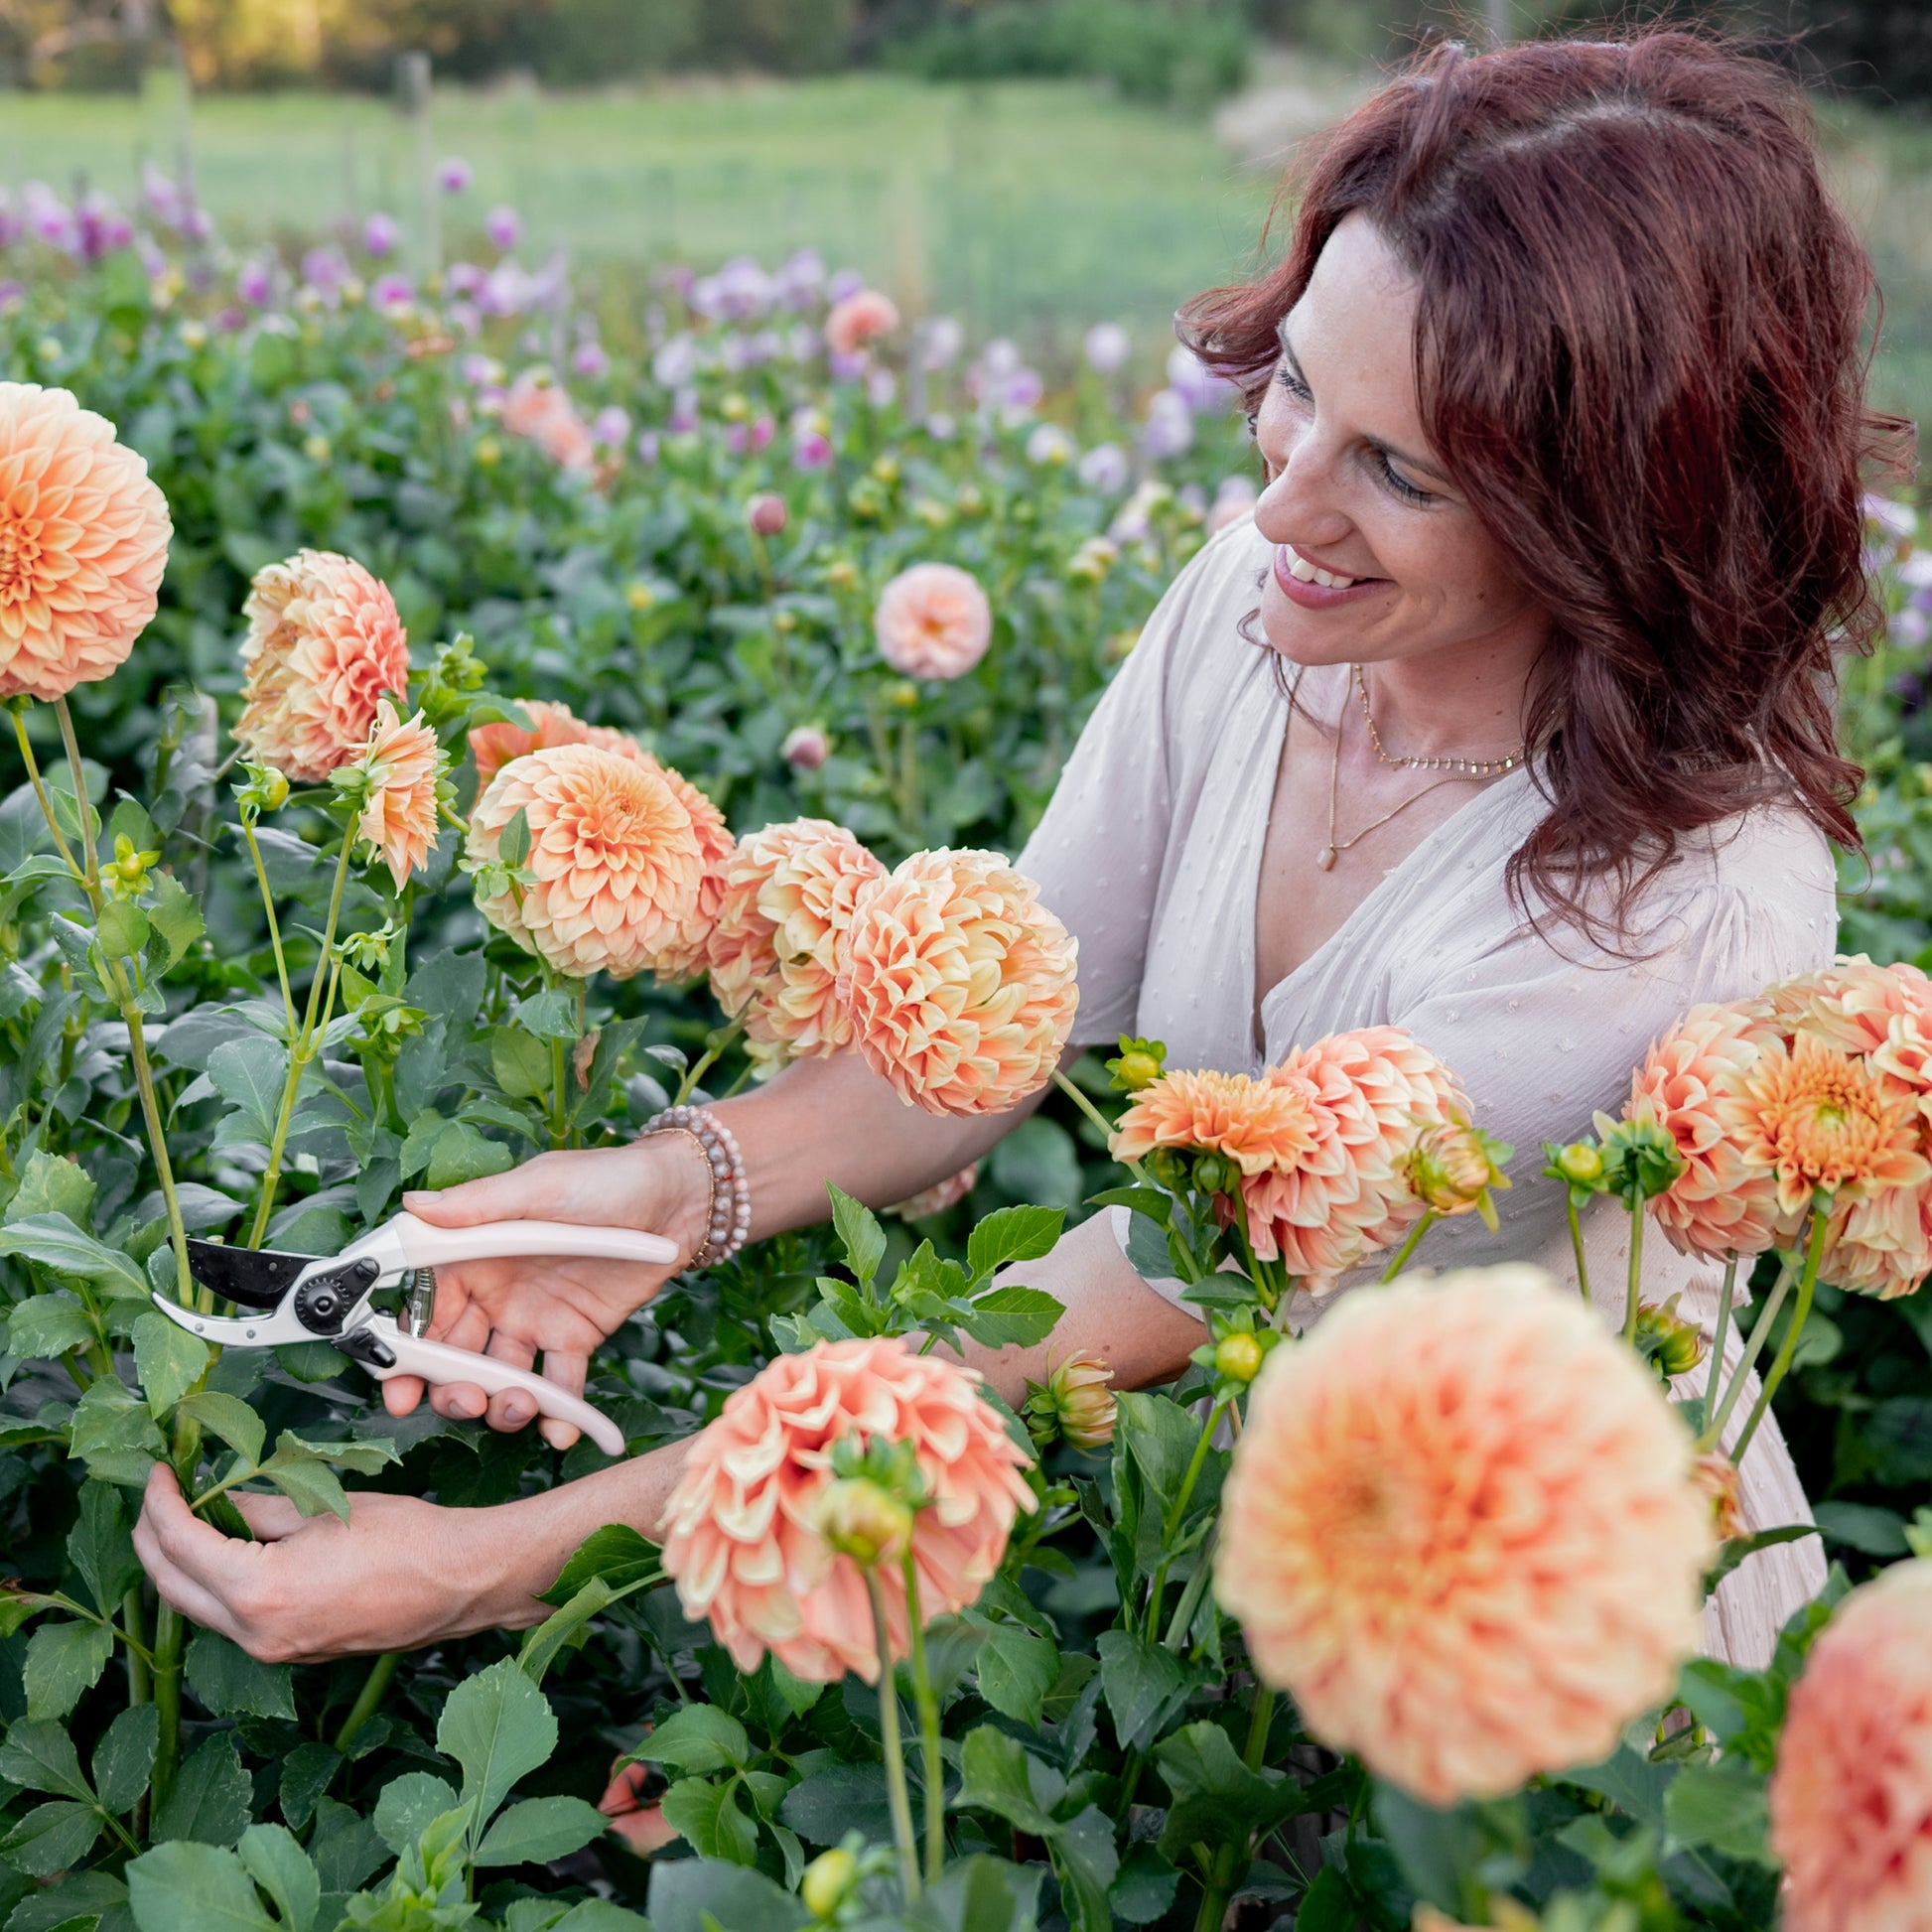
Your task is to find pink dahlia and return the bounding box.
[838,848,1079,1117]
[0,382,171,700]
[1770,1560,1932,1932]
[500,368,595,471]
[707,819,885,1062]
[354,700,446,889]
[234,550,409,783]
[874,563,993,681]
[1765,954,1932,1059]
[637,754,735,985]
[657,1336,1035,1683]
[1217,1265,1712,1804]
[823,289,900,358]
[465,745,703,981]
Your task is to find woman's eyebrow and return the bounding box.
[1275,319,1452,486]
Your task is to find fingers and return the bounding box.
[132,1466,256,1648]
[403,1152,573,1228]
[228,1490,309,1542]
[384,1374,428,1420]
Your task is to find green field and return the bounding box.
[2,67,1927,423]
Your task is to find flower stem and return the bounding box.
[901,1551,945,1887]
[239,817,296,1033]
[8,702,81,881]
[1050,1067,1144,1181]
[1378,1211,1436,1284]
[1162,1519,1219,1652]
[672,1018,745,1108]
[151,1602,184,1813]
[1568,1194,1591,1304]
[1190,1684,1277,1932]
[1703,1251,1739,1434]
[1622,1194,1646,1343]
[123,1586,151,1707]
[1700,1245,1803,1452]
[334,1649,401,1753]
[866,1569,921,1902]
[1145,1395,1229,1641]
[1730,1208,1832,1466]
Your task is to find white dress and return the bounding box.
[1016,514,1834,1668]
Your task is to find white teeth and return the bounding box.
[1289,552,1317,583]
[1285,544,1355,590]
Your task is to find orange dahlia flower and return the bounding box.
[824,289,900,357]
[1769,1560,1932,1932]
[354,700,446,889]
[234,551,410,783]
[657,1336,1035,1683]
[1766,954,1932,1060]
[1216,1265,1712,1804]
[466,745,703,981]
[1627,1002,1786,1259]
[470,698,598,784]
[0,383,171,701]
[707,819,886,1062]
[501,368,595,471]
[838,848,1079,1116]
[638,755,735,986]
[1112,1066,1321,1175]
[1242,1027,1465,1286]
[874,562,993,680]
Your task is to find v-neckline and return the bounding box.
[1246,663,1533,1059]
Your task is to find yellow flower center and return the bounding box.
[1746,1033,1917,1197]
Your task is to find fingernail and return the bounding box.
[501,1402,529,1426]
[451,1395,482,1419]
[402,1191,429,1208]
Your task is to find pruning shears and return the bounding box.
[149,1212,681,1456]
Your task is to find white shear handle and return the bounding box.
[360,1315,626,1457]
[352,1213,681,1277]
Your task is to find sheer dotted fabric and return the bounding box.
[1018,516,1834,1668]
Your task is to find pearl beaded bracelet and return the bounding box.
[643,1104,752,1269]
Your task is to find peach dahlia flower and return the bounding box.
[470,698,600,784]
[707,819,885,1060]
[234,550,410,783]
[1769,1560,1932,1932]
[1765,954,1932,1060]
[657,1336,1035,1683]
[0,383,171,701]
[1216,1266,1711,1804]
[640,754,735,985]
[1112,1066,1321,1175]
[466,744,702,981]
[874,562,993,681]
[824,289,900,358]
[838,848,1079,1116]
[354,700,446,889]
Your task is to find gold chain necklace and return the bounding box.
[1316,669,1518,873]
[1353,664,1525,777]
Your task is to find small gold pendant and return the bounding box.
[1315,845,1336,872]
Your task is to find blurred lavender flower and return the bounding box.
[710,255,775,321]
[25,184,75,253]
[0,281,24,312]
[1866,493,1918,540]
[1077,442,1130,493]
[1142,389,1194,460]
[635,428,661,466]
[485,205,520,251]
[593,404,631,448]
[76,195,131,262]
[1209,473,1259,529]
[918,316,965,370]
[215,305,247,332]
[1898,551,1932,593]
[867,367,898,408]
[445,260,483,296]
[301,245,347,300]
[235,258,273,306]
[437,157,474,195]
[371,273,413,309]
[749,413,775,452]
[652,335,699,388]
[668,387,700,434]
[925,412,957,441]
[1084,322,1131,373]
[461,353,504,386]
[181,207,214,244]
[743,329,782,366]
[362,211,399,258]
[828,349,868,383]
[775,248,825,310]
[1027,423,1074,465]
[527,252,570,312]
[141,162,185,225]
[826,267,865,304]
[786,324,820,363]
[479,260,531,318]
[1167,343,1236,413]
[793,430,834,471]
[1895,606,1931,650]
[571,340,611,380]
[1178,483,1208,516]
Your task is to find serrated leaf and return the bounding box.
[1096,1628,1190,1753]
[0,1718,95,1801]
[976,1624,1058,1728]
[1663,1757,1774,1865]
[437,1655,557,1827]
[152,1733,252,1847]
[131,1311,210,1419]
[425,1120,514,1190]
[277,1742,341,1833]
[4,1868,127,1932]
[7,1153,95,1226]
[954,1725,1064,1836]
[474,1795,609,1867]
[646,1858,812,1932]
[1053,1804,1120,1932]
[0,1214,147,1296]
[25,1618,115,1721]
[640,1704,750,1776]
[0,1801,103,1877]
[93,1704,160,1816]
[69,1375,165,1487]
[516,987,579,1041]
[490,1026,553,1100]
[96,900,150,960]
[372,1771,460,1857]
[174,1391,265,1468]
[538,1523,661,1607]
[517,1580,611,1689]
[186,1630,296,1722]
[827,1184,885,1288]
[206,1035,292,1150]
[657,1777,758,1865]
[125,1840,278,1932]
[7,1293,97,1361]
[68,1480,140,1616]
[146,872,205,971]
[958,1284,1065,1351]
[966,1204,1064,1280]
[235,1823,318,1932]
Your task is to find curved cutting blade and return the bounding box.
[148,1291,314,1347]
[185,1239,310,1310]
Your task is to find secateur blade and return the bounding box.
[184,1239,310,1310]
[147,1289,315,1346]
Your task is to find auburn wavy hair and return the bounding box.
[1180,30,1899,940]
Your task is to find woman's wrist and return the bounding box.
[646,1128,719,1271]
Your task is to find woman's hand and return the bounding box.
[390,1139,712,1447]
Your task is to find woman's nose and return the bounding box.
[1255,434,1349,550]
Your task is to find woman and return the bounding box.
[136,31,1884,1669]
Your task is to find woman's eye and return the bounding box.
[1275,361,1311,401]
[1376,453,1439,507]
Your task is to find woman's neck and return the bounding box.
[1354,631,1543,765]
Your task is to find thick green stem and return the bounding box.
[550,1032,568,1150]
[1568,1194,1591,1304]
[1700,1246,1803,1452]
[334,1650,401,1753]
[1163,1520,1219,1652]
[9,703,82,880]
[1191,1686,1277,1932]
[1145,1395,1229,1641]
[866,1569,921,1902]
[1730,1208,1832,1465]
[1621,1195,1645,1343]
[239,817,296,1032]
[901,1551,945,1887]
[151,1602,184,1814]
[1703,1251,1740,1434]
[1378,1211,1437,1284]
[672,1018,745,1108]
[1051,1067,1145,1183]
[123,1586,151,1707]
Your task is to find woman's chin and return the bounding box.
[1258,583,1364,667]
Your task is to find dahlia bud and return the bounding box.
[817,1477,912,1568]
[871,455,899,484]
[782,725,830,771]
[1690,1451,1745,1542]
[801,1846,859,1921]
[1634,1294,1707,1382]
[1554,1141,1603,1186]
[1595,1111,1685,1206]
[1192,1151,1234,1196]
[747,491,788,537]
[625,581,655,612]
[1024,1353,1117,1452]
[1143,1147,1187,1191]
[824,558,859,592]
[1214,1331,1265,1386]
[1407,1118,1513,1231]
[1105,1035,1167,1094]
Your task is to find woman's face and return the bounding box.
[1251,213,1548,671]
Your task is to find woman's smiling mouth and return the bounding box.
[1273,542,1390,608]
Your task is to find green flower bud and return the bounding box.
[817,1478,912,1569]
[801,1847,859,1921]
[1214,1332,1265,1385]
[1192,1151,1233,1196]
[1024,1353,1117,1452]
[1554,1142,1603,1186]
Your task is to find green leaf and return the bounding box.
[307,1797,387,1895]
[1152,1721,1295,1863]
[131,1311,210,1420]
[436,1655,558,1826]
[186,1630,297,1722]
[174,1391,265,1469]
[7,1293,97,1361]
[252,1433,399,1523]
[1095,1628,1189,1752]
[69,1480,141,1616]
[827,1184,886,1288]
[152,1733,252,1847]
[7,1151,97,1225]
[976,1624,1059,1728]
[235,1824,318,1932]
[4,1869,127,1932]
[0,1214,147,1297]
[96,900,151,961]
[497,806,532,870]
[489,1027,553,1100]
[277,1743,341,1833]
[778,1765,894,1849]
[1051,1805,1119,1932]
[966,1204,1063,1280]
[474,1795,609,1867]
[146,872,205,971]
[1812,1499,1910,1557]
[1705,1523,1822,1591]
[640,1703,751,1776]
[1663,1756,1774,1866]
[958,1284,1065,1351]
[206,1036,291,1150]
[93,1704,160,1817]
[69,1375,165,1487]
[372,1772,461,1858]
[0,1719,95,1801]
[1109,1845,1181,1925]
[517,1580,611,1689]
[425,1120,514,1190]
[645,1858,811,1932]
[516,987,579,1041]
[953,1725,1064,1836]
[657,1776,758,1865]
[25,1619,115,1721]
[125,1841,278,1932]
[538,1523,661,1607]
[0,1801,103,1878]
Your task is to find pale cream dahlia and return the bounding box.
[874,562,993,681]
[354,700,446,889]
[657,1336,1035,1683]
[1769,1560,1932,1932]
[0,382,171,701]
[466,745,703,981]
[234,550,409,783]
[1216,1266,1712,1804]
[707,819,886,1062]
[837,848,1078,1116]
[1765,954,1932,1060]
